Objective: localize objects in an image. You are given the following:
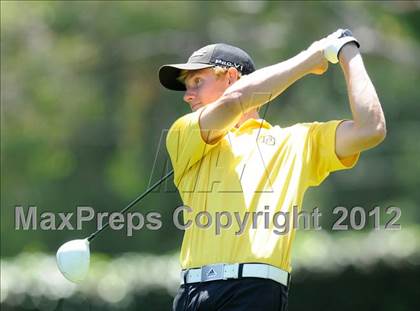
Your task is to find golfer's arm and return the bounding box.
[335,44,386,158]
[200,50,318,144]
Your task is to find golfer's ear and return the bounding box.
[227,67,239,85]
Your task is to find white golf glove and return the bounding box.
[324,29,360,64]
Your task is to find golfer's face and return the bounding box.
[183,68,228,111]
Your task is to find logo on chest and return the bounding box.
[259,134,276,146]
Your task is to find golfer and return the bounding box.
[159,30,386,310]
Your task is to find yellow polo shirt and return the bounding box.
[166,108,359,272]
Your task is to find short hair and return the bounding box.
[178,66,242,84]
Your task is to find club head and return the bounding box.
[56,238,90,283]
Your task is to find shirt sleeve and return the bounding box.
[304,120,360,187]
[166,107,219,185]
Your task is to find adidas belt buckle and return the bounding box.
[201,264,225,281]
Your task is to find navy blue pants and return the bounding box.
[172,278,289,311]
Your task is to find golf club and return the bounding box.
[56,169,174,283]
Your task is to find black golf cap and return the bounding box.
[158,43,256,91]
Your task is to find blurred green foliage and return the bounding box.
[1,1,420,310]
[2,228,419,309]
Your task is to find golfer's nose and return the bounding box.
[183,89,196,104]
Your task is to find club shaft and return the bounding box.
[87,170,174,242]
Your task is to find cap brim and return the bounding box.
[158,63,214,91]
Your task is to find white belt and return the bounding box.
[181,263,289,287]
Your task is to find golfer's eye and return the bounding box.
[194,77,202,86]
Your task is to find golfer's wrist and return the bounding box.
[338,43,360,67]
[299,49,325,75]
[292,50,319,76]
